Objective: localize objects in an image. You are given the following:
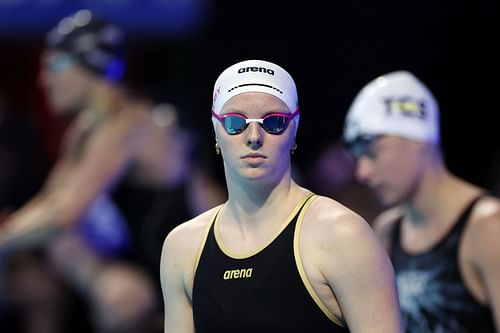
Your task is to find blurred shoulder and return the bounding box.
[372,206,404,235]
[115,100,152,128]
[163,205,223,255]
[471,193,500,218]
[468,193,500,235]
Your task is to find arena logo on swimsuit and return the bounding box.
[238,67,274,75]
[223,268,253,280]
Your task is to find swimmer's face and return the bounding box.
[213,92,297,182]
[353,135,429,206]
[39,50,95,115]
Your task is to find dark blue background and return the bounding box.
[0,0,206,37]
[1,0,499,190]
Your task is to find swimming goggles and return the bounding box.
[212,109,299,135]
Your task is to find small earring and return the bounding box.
[215,142,221,155]
[291,143,298,154]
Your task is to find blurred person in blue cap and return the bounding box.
[0,9,225,333]
[343,70,500,332]
[160,59,402,333]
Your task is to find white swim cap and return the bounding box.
[343,71,440,147]
[211,59,298,116]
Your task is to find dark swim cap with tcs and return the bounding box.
[46,9,126,82]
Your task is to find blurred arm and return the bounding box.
[470,208,500,331]
[372,206,404,252]
[0,110,148,251]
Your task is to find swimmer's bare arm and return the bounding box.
[161,209,218,333]
[0,110,149,249]
[312,199,402,333]
[467,200,500,331]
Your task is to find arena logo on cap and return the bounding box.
[238,66,275,75]
[383,96,427,120]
